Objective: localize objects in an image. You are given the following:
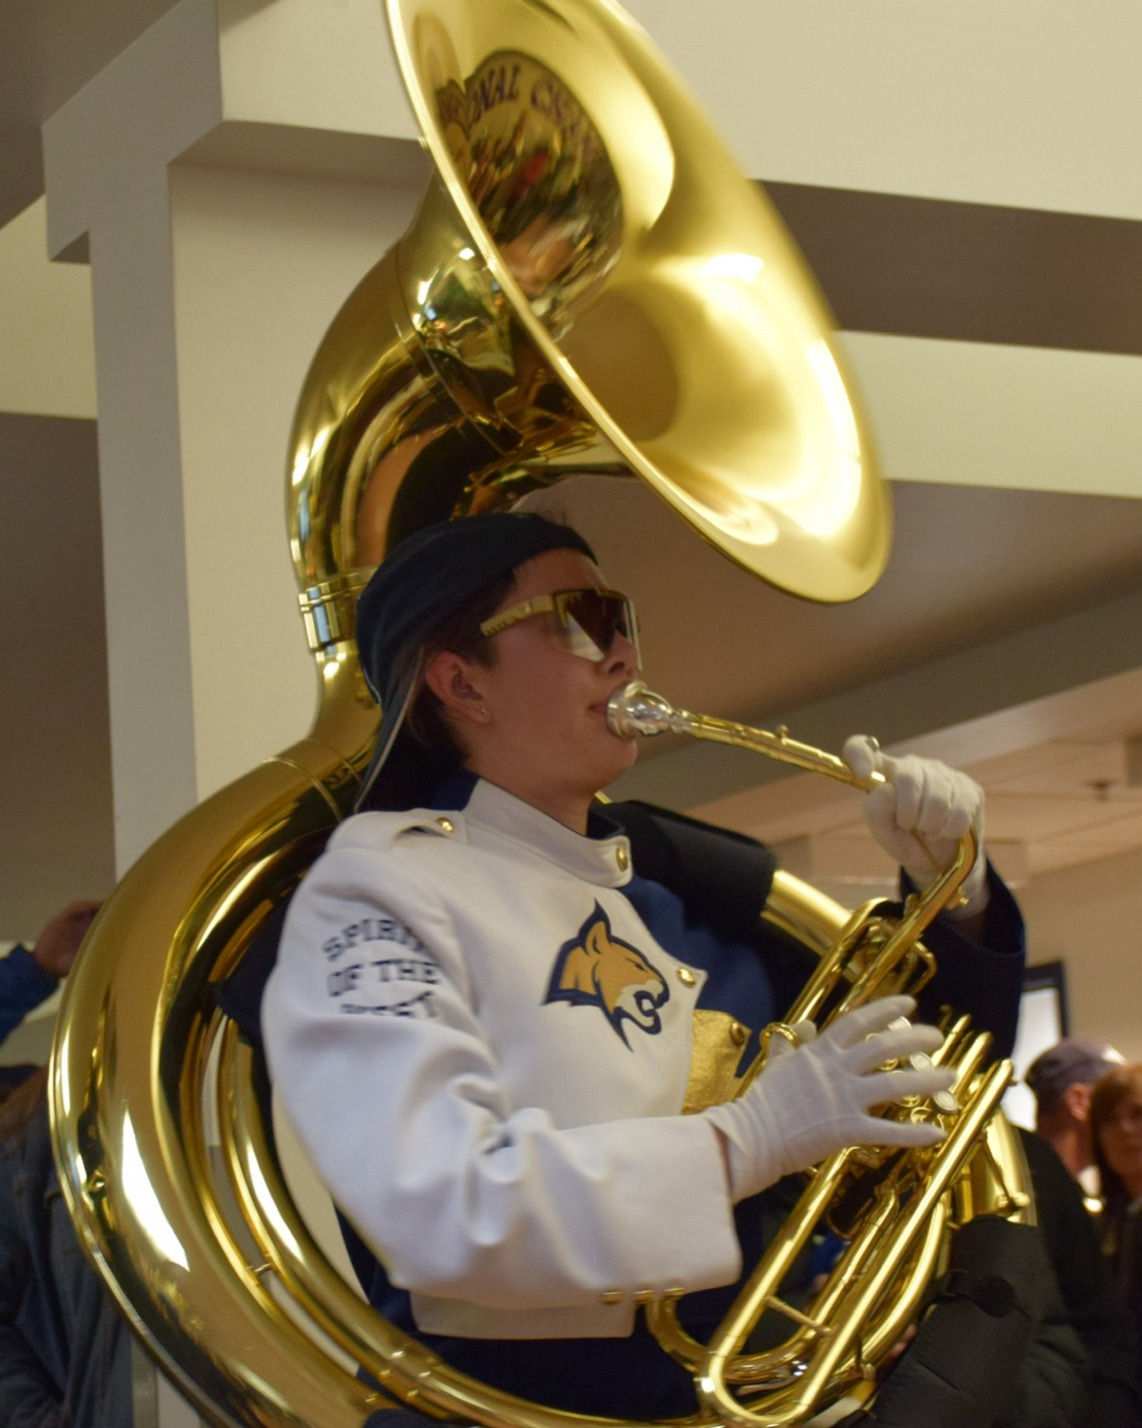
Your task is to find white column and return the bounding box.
[41,0,419,873]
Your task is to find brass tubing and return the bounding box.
[697,1059,1014,1427]
[648,1148,862,1380]
[612,679,1023,1425]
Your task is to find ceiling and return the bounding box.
[558,474,1142,900]
[4,0,1142,941]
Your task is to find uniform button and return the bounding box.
[600,1290,624,1305]
[676,967,696,987]
[632,1288,655,1304]
[730,1021,747,1047]
[435,817,455,833]
[616,846,629,872]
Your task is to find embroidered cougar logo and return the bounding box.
[545,903,669,1047]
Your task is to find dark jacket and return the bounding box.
[1020,1132,1141,1427]
[0,1094,133,1428]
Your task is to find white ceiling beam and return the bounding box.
[844,334,1142,500]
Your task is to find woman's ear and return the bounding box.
[423,649,490,725]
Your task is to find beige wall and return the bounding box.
[1020,849,1142,1062]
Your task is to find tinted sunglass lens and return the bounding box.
[567,592,623,651]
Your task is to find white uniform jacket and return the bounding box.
[262,778,743,1341]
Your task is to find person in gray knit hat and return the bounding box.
[1027,1036,1125,1187]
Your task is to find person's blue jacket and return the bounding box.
[0,946,57,1046]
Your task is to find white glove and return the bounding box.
[843,736,988,920]
[705,995,954,1202]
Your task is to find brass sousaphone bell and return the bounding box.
[50,2,1029,1425]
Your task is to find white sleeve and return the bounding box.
[261,841,741,1313]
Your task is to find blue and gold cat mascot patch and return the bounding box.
[544,902,669,1047]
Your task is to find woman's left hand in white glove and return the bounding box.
[843,737,988,920]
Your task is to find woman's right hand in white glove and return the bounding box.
[705,995,954,1202]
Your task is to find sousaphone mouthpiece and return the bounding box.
[606,681,683,739]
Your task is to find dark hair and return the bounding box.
[1090,1062,1142,1216]
[402,566,518,760]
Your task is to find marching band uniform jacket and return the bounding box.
[261,772,1025,1416]
[264,777,740,1342]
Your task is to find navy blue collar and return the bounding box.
[425,766,622,842]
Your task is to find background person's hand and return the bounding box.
[30,899,102,979]
[843,737,988,920]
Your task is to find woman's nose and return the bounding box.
[607,631,641,675]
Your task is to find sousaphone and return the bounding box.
[49,2,1029,1425]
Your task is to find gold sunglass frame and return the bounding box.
[479,588,640,664]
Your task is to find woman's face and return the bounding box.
[1098,1089,1142,1196]
[439,547,641,827]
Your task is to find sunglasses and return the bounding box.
[479,588,642,667]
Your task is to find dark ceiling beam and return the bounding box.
[768,181,1142,356]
